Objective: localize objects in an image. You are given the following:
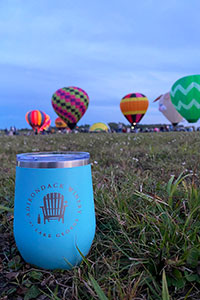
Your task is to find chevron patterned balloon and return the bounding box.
[170,75,200,123]
[52,87,89,130]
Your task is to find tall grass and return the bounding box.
[1,132,200,299]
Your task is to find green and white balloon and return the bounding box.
[170,75,200,123]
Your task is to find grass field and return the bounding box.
[1,132,200,300]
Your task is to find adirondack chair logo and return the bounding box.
[39,192,68,224]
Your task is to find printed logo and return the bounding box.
[25,183,82,238]
[38,192,68,224]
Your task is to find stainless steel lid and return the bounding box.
[16,152,90,168]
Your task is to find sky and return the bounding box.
[0,0,200,129]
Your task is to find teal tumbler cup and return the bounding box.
[14,152,96,270]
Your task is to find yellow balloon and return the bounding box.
[89,122,109,132]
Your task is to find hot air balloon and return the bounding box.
[51,87,89,130]
[55,117,67,129]
[170,75,200,123]
[120,93,149,127]
[39,114,51,132]
[89,122,110,132]
[153,92,183,126]
[25,110,47,133]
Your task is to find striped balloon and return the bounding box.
[51,87,89,130]
[39,114,51,132]
[120,93,149,125]
[25,110,46,132]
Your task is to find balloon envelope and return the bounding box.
[154,92,183,126]
[25,110,47,132]
[89,122,109,132]
[120,93,149,125]
[39,114,51,132]
[170,75,200,123]
[55,117,67,129]
[51,87,89,130]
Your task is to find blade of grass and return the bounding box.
[183,205,200,233]
[162,269,170,300]
[63,257,74,269]
[167,175,175,193]
[167,173,192,208]
[183,286,194,300]
[0,205,14,213]
[75,245,108,299]
[88,273,109,300]
[75,244,92,271]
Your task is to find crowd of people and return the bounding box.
[2,123,199,136]
[4,126,18,136]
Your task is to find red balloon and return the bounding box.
[25,110,48,132]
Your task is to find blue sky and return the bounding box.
[1,0,200,129]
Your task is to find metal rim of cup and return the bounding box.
[16,152,90,168]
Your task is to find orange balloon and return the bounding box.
[55,117,67,129]
[120,93,149,125]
